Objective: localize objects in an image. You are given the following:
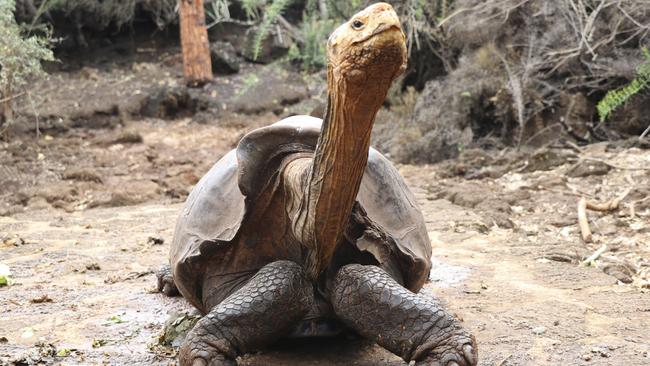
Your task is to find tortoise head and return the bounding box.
[327,2,407,85]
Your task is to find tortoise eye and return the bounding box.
[351,20,364,30]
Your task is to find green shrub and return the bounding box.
[288,16,335,71]
[51,0,177,30]
[597,47,650,123]
[0,0,55,127]
[239,0,266,20]
[250,0,294,61]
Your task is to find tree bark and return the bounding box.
[179,0,213,86]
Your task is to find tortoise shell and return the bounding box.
[170,115,432,309]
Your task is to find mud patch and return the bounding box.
[428,257,471,288]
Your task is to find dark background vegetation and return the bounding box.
[2,0,650,163]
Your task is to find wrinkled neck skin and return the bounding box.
[287,64,395,279]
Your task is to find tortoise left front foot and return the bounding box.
[331,264,477,366]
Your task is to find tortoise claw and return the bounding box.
[463,343,477,365]
[415,334,478,366]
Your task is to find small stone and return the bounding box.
[591,347,611,358]
[553,320,560,326]
[532,326,546,335]
[603,264,634,284]
[86,263,101,271]
[210,41,240,75]
[582,354,592,361]
[2,235,25,247]
[567,159,611,178]
[112,130,143,144]
[62,168,103,183]
[30,294,53,303]
[147,236,165,245]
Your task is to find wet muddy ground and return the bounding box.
[1,116,649,365]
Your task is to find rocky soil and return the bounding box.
[1,44,649,366]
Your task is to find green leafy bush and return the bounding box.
[0,0,55,127]
[288,16,335,71]
[597,47,650,123]
[51,0,177,29]
[250,0,294,60]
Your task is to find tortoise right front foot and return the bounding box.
[331,264,477,366]
[156,265,179,296]
[180,260,313,366]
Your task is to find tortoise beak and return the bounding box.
[352,4,405,45]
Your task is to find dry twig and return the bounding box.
[585,188,631,211]
[0,91,27,104]
[578,197,592,243]
[640,124,650,140]
[577,189,632,242]
[582,244,607,266]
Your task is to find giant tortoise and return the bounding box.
[157,3,477,365]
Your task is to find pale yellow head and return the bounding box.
[327,3,408,84]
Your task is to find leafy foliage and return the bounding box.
[251,0,294,61]
[326,0,363,19]
[205,0,233,27]
[288,16,335,70]
[597,48,650,123]
[49,0,177,29]
[239,0,265,20]
[0,0,55,126]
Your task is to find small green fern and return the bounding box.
[251,0,293,61]
[288,16,335,70]
[239,0,265,20]
[597,47,650,122]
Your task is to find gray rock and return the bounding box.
[160,312,201,348]
[567,159,612,177]
[241,26,292,64]
[532,326,547,335]
[231,65,310,114]
[211,41,240,75]
[139,85,196,119]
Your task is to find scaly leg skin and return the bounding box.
[156,265,180,296]
[179,260,313,366]
[331,264,477,366]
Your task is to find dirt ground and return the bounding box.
[1,53,650,365]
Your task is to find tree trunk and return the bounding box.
[179,0,213,86]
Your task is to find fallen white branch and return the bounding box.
[582,244,607,266]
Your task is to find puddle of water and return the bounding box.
[428,257,470,288]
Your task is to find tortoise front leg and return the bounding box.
[179,260,313,366]
[331,264,477,366]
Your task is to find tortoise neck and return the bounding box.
[300,66,386,277]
